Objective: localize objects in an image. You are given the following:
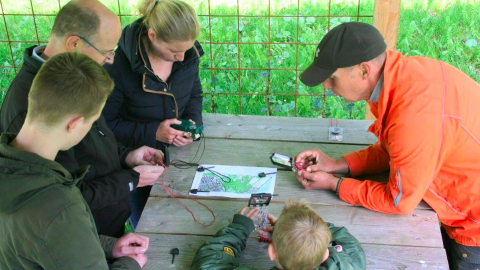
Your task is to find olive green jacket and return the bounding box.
[191,214,366,270]
[0,133,140,270]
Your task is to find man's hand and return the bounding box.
[156,119,186,144]
[260,213,278,234]
[296,170,339,191]
[134,165,165,187]
[126,146,164,168]
[295,149,349,174]
[113,233,149,258]
[237,206,260,221]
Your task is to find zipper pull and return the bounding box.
[95,123,105,137]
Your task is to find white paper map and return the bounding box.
[189,165,276,198]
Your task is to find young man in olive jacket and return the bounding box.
[0,53,149,269]
[0,0,165,237]
[191,200,366,270]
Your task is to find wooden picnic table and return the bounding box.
[137,114,449,270]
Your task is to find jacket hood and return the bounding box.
[23,45,43,74]
[0,133,88,213]
[118,17,204,74]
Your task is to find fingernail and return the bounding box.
[141,248,147,252]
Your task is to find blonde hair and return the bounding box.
[28,52,114,126]
[138,0,200,42]
[272,200,331,270]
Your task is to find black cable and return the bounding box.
[200,166,232,183]
[170,131,206,169]
[170,132,231,183]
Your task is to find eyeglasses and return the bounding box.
[76,35,117,61]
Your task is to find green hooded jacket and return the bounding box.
[190,214,366,270]
[0,133,140,270]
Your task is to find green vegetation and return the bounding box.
[0,0,479,119]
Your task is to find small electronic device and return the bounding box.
[329,119,343,142]
[248,193,272,231]
[329,126,343,141]
[171,119,204,140]
[270,153,307,172]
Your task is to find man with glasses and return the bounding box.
[75,35,118,63]
[0,0,165,238]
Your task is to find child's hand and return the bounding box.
[237,206,260,221]
[261,213,278,234]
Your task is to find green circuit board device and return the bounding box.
[171,119,204,140]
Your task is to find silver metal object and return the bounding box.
[329,126,344,141]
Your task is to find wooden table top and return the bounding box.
[137,114,448,270]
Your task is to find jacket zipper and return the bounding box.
[95,122,105,137]
[144,65,169,88]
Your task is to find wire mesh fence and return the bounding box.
[0,0,374,118]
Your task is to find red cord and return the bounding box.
[259,236,273,243]
[156,159,216,227]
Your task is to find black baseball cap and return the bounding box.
[300,22,387,87]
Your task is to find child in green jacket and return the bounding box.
[0,52,153,270]
[191,200,366,270]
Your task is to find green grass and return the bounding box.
[1,0,479,119]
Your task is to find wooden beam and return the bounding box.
[374,0,402,50]
[365,0,401,120]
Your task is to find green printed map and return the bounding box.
[198,172,273,194]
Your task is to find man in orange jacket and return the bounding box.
[295,22,480,270]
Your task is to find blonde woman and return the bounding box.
[103,0,203,227]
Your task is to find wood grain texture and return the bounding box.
[140,234,449,270]
[201,113,377,145]
[373,0,401,50]
[137,198,442,248]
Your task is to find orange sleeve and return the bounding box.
[343,142,390,177]
[339,84,443,214]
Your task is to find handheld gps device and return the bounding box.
[171,119,204,140]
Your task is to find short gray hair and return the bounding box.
[51,1,100,42]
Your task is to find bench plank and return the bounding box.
[140,233,448,270]
[137,198,442,248]
[201,114,377,145]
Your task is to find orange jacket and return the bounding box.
[340,50,480,246]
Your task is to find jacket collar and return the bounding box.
[370,50,404,125]
[22,45,44,74]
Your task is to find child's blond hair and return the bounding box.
[272,199,331,269]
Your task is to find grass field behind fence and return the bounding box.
[0,0,479,119]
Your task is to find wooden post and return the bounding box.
[365,0,401,120]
